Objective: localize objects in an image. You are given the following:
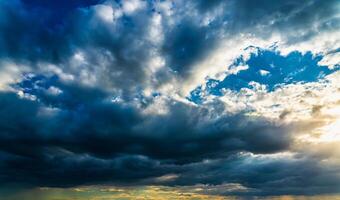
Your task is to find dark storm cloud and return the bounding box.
[169,153,340,196]
[0,0,339,197]
[0,150,169,187]
[0,75,293,188]
[162,22,214,75]
[4,75,289,155]
[68,7,156,93]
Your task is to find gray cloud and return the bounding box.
[0,0,339,197]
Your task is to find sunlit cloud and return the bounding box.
[0,0,339,199]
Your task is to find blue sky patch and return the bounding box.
[188,48,337,104]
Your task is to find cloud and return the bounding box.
[0,73,295,188]
[188,47,337,104]
[0,0,339,197]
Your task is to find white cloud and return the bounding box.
[0,61,29,91]
[178,35,279,96]
[46,86,63,96]
[95,5,114,22]
[318,52,340,69]
[259,69,270,76]
[122,0,146,15]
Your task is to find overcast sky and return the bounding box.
[0,0,339,199]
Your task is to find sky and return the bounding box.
[0,0,339,199]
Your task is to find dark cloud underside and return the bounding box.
[0,0,339,197]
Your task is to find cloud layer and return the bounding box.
[0,0,339,197]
